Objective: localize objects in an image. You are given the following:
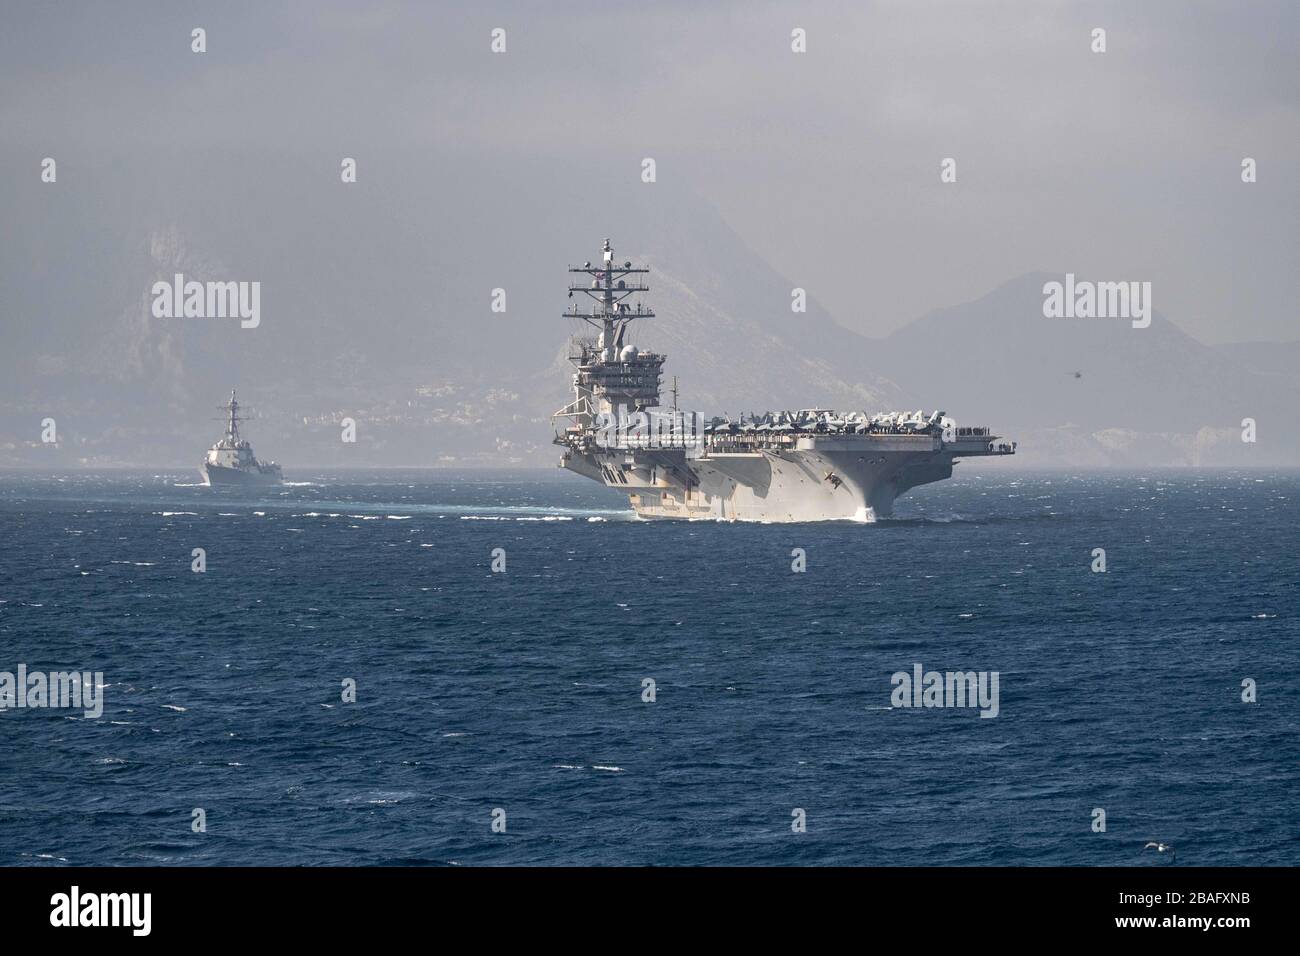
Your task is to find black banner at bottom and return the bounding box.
[0,866,1279,940]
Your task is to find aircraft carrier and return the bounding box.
[199,390,283,486]
[553,240,1015,521]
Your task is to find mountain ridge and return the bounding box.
[1,152,1294,467]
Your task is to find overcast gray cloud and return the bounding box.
[2,0,1296,344]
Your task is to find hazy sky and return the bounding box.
[3,0,1297,343]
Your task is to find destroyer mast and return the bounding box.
[221,390,245,445]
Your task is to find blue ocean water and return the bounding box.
[0,468,1295,866]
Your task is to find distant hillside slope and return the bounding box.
[0,150,897,466]
[869,275,1299,466]
[2,146,1295,467]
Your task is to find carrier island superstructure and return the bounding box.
[553,240,1015,522]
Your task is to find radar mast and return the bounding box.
[220,389,247,444]
[554,239,665,430]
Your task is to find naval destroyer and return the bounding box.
[199,390,283,486]
[553,240,1015,521]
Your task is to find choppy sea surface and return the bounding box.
[0,468,1295,866]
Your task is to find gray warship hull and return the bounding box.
[200,390,283,487]
[199,462,282,486]
[561,433,1003,522]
